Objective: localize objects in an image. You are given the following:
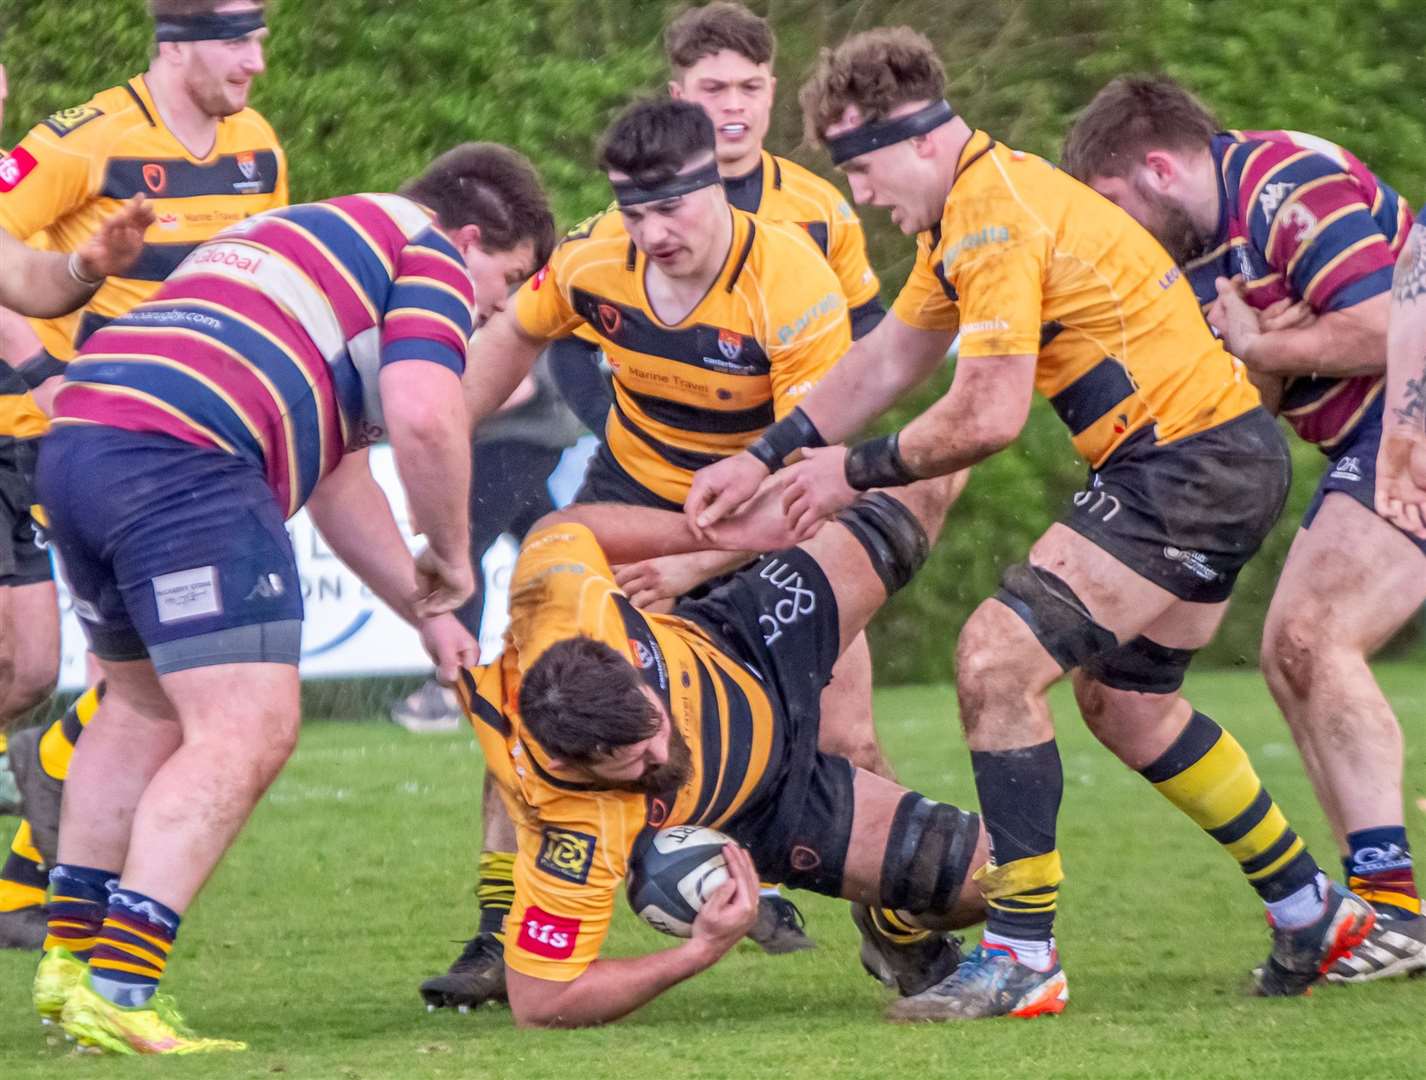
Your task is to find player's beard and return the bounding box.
[620,725,694,796]
[1132,176,1209,264]
[187,70,246,119]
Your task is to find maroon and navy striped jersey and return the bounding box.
[51,194,475,517]
[1186,130,1411,451]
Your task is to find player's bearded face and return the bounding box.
[619,724,694,795]
[182,31,267,118]
[1128,172,1205,264]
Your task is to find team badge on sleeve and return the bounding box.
[536,826,597,885]
[0,147,37,192]
[516,906,580,960]
[42,105,104,137]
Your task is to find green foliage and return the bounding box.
[1,1,1421,681]
[1,667,1422,1077]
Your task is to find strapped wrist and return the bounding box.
[746,406,825,473]
[844,433,920,491]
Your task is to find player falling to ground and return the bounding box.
[1062,76,1426,981]
[420,96,861,1009]
[459,468,990,1028]
[1379,223,1426,537]
[28,144,555,1055]
[687,28,1373,1019]
[0,0,287,951]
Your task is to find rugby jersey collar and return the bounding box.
[950,129,997,193]
[129,74,229,164]
[721,151,768,214]
[634,207,757,328]
[1208,132,1235,250]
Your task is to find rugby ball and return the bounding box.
[626,826,734,938]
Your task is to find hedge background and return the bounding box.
[2,0,1423,681]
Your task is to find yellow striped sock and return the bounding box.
[477,850,515,940]
[0,820,47,912]
[39,683,103,783]
[1143,712,1316,900]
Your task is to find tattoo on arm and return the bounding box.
[1396,361,1426,433]
[1391,223,1426,303]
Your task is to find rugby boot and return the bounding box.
[389,679,462,734]
[34,946,86,1025]
[61,974,247,1054]
[747,894,816,955]
[7,724,61,862]
[850,903,962,997]
[0,905,47,951]
[1325,909,1426,984]
[887,942,1068,1022]
[1255,881,1375,996]
[419,932,507,1010]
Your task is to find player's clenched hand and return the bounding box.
[1376,432,1426,539]
[685,451,769,540]
[702,473,819,552]
[1208,276,1264,365]
[418,612,478,686]
[779,445,859,538]
[1258,295,1316,333]
[615,553,717,611]
[412,546,476,619]
[76,195,156,281]
[690,844,759,960]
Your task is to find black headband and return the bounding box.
[610,159,722,207]
[154,9,266,43]
[825,100,956,165]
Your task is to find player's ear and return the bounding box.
[668,79,685,101]
[1142,150,1177,188]
[452,223,483,256]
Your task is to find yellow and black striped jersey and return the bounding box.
[0,75,287,438]
[892,131,1260,467]
[460,522,780,982]
[515,207,849,504]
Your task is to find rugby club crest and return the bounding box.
[717,328,743,362]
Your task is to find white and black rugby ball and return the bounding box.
[627,826,734,938]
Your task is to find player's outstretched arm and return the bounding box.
[684,313,953,533]
[463,306,547,434]
[1378,223,1426,538]
[0,195,154,318]
[776,353,1033,535]
[538,475,813,566]
[506,845,759,1028]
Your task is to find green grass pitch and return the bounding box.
[2,662,1422,1078]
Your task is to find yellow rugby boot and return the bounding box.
[61,975,247,1055]
[33,947,86,1026]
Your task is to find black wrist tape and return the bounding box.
[746,406,824,472]
[844,433,919,490]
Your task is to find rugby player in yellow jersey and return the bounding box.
[418,97,859,1009]
[464,465,989,1027]
[0,0,285,951]
[687,28,1370,1019]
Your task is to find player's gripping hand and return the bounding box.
[412,546,476,619]
[75,195,156,281]
[780,445,859,537]
[419,612,478,686]
[1376,432,1426,539]
[689,843,760,962]
[685,450,769,540]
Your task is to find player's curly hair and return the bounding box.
[664,2,775,72]
[1061,76,1220,182]
[519,637,661,764]
[401,143,556,267]
[799,26,946,146]
[597,99,716,187]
